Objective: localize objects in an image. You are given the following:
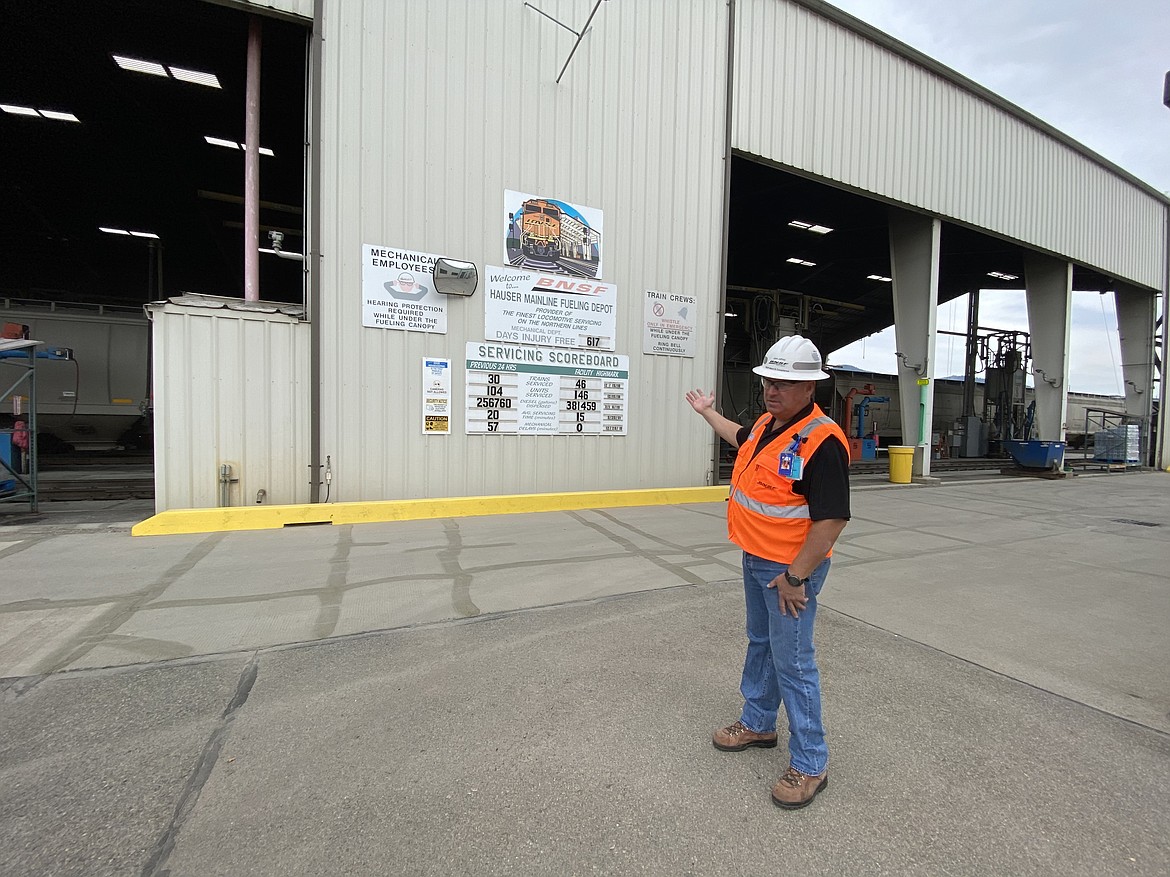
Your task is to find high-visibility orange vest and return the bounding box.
[727,404,848,564]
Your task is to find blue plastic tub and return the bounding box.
[1003,439,1065,469]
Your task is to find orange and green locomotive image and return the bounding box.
[518,198,562,258]
[504,189,603,278]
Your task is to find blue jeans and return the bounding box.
[738,552,830,775]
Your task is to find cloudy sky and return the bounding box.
[822,0,1169,395]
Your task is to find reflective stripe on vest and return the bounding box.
[793,415,836,441]
[729,489,811,518]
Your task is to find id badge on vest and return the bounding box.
[777,451,804,480]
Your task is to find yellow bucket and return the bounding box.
[888,446,915,484]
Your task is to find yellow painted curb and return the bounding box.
[131,485,730,536]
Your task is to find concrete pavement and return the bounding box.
[1,471,1168,875]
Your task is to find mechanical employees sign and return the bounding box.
[361,244,448,334]
[484,266,617,351]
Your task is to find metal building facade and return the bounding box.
[309,0,729,502]
[734,0,1166,291]
[147,0,1167,511]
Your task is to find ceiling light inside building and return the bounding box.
[100,227,159,238]
[206,137,275,157]
[113,55,169,77]
[2,105,81,122]
[786,257,816,267]
[114,55,221,88]
[169,66,222,89]
[987,271,1019,281]
[788,220,833,234]
[867,274,892,282]
[38,110,80,122]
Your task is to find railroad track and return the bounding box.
[21,455,156,502]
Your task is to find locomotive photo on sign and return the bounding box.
[504,190,604,280]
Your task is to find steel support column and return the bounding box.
[1114,282,1157,463]
[1023,252,1072,443]
[888,208,941,477]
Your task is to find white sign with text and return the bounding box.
[422,357,451,434]
[642,289,697,357]
[465,342,628,435]
[361,244,447,334]
[484,266,617,351]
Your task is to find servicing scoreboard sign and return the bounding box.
[464,342,628,435]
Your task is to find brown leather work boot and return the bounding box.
[712,720,778,751]
[770,765,828,809]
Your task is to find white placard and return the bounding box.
[484,266,617,351]
[361,244,447,334]
[642,289,697,357]
[465,342,628,435]
[422,357,451,434]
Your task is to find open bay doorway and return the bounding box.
[1,0,309,507]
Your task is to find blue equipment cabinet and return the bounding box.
[0,432,13,494]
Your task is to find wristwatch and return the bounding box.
[784,571,809,588]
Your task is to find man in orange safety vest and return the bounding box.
[686,334,850,809]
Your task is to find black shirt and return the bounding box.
[735,403,851,521]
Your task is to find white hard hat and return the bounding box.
[752,334,830,381]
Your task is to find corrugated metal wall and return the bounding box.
[151,304,311,511]
[314,0,729,501]
[733,0,1166,291]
